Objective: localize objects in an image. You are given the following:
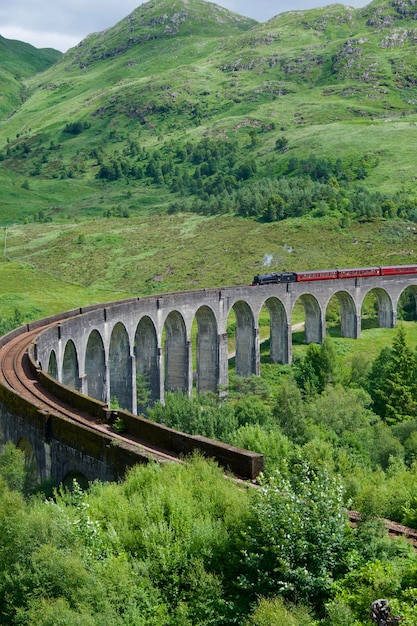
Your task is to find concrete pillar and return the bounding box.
[109,324,132,412]
[164,313,188,394]
[235,326,255,377]
[80,373,88,396]
[131,354,137,415]
[286,323,293,364]
[57,339,63,383]
[135,317,160,409]
[234,301,256,378]
[85,331,107,403]
[105,360,110,407]
[187,340,193,397]
[353,314,361,339]
[62,340,81,392]
[374,288,394,329]
[270,318,290,364]
[218,333,229,396]
[196,307,219,395]
[78,346,86,394]
[378,302,392,328]
[43,442,52,482]
[339,293,357,338]
[305,303,322,344]
[254,327,260,376]
[157,346,164,404]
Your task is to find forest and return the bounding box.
[4,131,416,225]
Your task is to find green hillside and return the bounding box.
[1,0,417,322]
[0,35,61,118]
[1,0,417,227]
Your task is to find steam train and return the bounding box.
[252,265,417,285]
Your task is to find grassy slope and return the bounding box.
[1,214,416,319]
[0,36,61,118]
[2,0,417,223]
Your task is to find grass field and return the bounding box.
[2,214,417,317]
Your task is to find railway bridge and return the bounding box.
[33,272,417,414]
[0,271,415,487]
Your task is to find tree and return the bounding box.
[136,372,151,413]
[235,160,256,181]
[0,308,24,336]
[64,121,84,135]
[234,397,273,428]
[243,596,314,625]
[0,442,26,492]
[294,337,339,397]
[235,462,349,609]
[273,376,307,443]
[248,128,259,147]
[275,136,288,152]
[368,326,417,424]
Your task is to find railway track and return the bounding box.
[348,510,417,547]
[0,322,181,464]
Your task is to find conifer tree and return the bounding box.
[368,326,417,423]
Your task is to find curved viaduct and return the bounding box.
[0,273,415,488]
[33,274,416,414]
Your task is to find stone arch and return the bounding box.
[397,285,417,321]
[109,322,132,412]
[61,470,89,490]
[262,297,289,364]
[327,291,359,338]
[62,339,81,391]
[164,311,188,394]
[293,293,323,344]
[233,300,257,377]
[47,349,58,379]
[135,316,159,410]
[361,287,394,329]
[16,436,40,489]
[85,330,106,403]
[195,305,219,394]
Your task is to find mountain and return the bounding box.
[0,35,61,118]
[69,0,257,67]
[1,0,417,225]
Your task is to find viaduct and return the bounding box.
[0,272,415,488]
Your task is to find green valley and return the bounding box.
[3,4,417,624]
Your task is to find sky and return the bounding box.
[1,0,369,53]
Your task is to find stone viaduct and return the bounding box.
[0,272,415,488]
[33,273,416,414]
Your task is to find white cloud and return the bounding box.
[1,26,80,51]
[0,0,141,50]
